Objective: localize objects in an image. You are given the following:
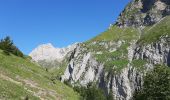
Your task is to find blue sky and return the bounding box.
[0,0,130,54]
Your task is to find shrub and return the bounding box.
[73,85,107,100]
[133,65,170,100]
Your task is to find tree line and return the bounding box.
[0,36,24,57]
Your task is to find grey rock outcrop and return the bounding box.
[134,36,170,66]
[116,0,170,27]
[62,44,104,86]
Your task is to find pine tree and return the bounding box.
[0,36,12,52]
[0,36,24,57]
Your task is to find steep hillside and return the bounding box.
[88,25,140,42]
[138,16,170,44]
[60,0,170,99]
[0,50,80,100]
[30,0,170,100]
[60,16,170,100]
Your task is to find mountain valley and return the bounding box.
[0,0,170,100]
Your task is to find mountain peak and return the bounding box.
[29,43,78,62]
[115,0,170,27]
[37,43,55,49]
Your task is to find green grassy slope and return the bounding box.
[88,25,139,42]
[0,50,80,100]
[138,16,170,44]
[88,16,170,44]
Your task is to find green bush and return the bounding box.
[133,65,170,100]
[73,85,107,100]
[107,90,114,100]
[132,59,146,71]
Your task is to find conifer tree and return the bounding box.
[0,36,24,57]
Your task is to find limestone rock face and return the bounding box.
[61,44,104,86]
[134,36,170,66]
[116,0,170,27]
[108,66,143,100]
[29,43,78,67]
[61,35,170,100]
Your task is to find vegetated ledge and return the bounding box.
[137,16,170,45]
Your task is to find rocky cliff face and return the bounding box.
[61,36,169,100]
[134,36,170,66]
[61,44,104,86]
[116,0,170,27]
[30,0,170,100]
